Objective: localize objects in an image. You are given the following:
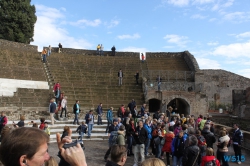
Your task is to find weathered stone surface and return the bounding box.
[0,39,37,51]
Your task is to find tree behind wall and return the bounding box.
[0,0,37,44]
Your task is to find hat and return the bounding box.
[119,125,125,131]
[113,118,118,122]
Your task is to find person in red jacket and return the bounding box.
[162,128,175,166]
[39,118,46,130]
[201,147,220,166]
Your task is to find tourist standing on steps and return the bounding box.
[53,82,60,96]
[128,99,136,112]
[0,111,8,134]
[232,123,243,165]
[60,96,67,118]
[118,69,123,86]
[106,107,113,133]
[111,45,116,56]
[97,103,103,125]
[58,43,62,53]
[73,100,80,125]
[135,71,139,85]
[48,45,52,56]
[156,75,162,91]
[41,48,47,63]
[100,44,104,56]
[55,86,61,105]
[49,98,56,125]
[85,110,94,138]
[141,53,145,63]
[97,44,101,55]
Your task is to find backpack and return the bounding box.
[205,158,217,166]
[109,131,119,146]
[198,135,207,152]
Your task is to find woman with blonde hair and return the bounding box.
[141,158,165,166]
[45,156,58,166]
[217,130,230,166]
[201,147,220,166]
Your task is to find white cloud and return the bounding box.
[222,0,234,8]
[193,0,214,4]
[238,69,250,78]
[223,12,250,23]
[212,41,250,58]
[160,0,189,7]
[207,41,219,46]
[107,19,120,28]
[70,19,101,27]
[32,5,92,51]
[196,58,221,69]
[163,34,189,47]
[235,32,250,38]
[117,33,141,40]
[191,14,207,19]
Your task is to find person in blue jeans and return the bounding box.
[172,130,185,166]
[85,110,94,138]
[76,121,87,141]
[73,100,80,125]
[143,119,152,156]
[106,107,113,133]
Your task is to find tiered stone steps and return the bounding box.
[47,53,145,109]
[9,119,109,143]
[0,47,46,81]
[0,88,51,107]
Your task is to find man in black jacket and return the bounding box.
[201,125,216,149]
[182,135,200,166]
[133,120,148,166]
[232,123,243,165]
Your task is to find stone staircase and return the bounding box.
[10,119,109,143]
[46,53,145,110]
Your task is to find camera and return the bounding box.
[63,140,85,150]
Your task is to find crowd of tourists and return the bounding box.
[102,104,244,166]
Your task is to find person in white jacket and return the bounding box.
[60,96,67,118]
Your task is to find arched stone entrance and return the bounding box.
[149,98,161,113]
[167,98,190,116]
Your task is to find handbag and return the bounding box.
[154,137,161,145]
[160,137,166,145]
[191,149,200,166]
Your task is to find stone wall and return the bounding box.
[183,51,200,72]
[146,51,199,72]
[0,39,37,51]
[44,47,140,57]
[195,69,250,112]
[145,90,208,116]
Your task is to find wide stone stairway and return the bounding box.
[46,53,145,109]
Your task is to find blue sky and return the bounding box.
[31,0,250,78]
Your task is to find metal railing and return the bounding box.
[145,82,195,91]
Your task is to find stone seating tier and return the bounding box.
[0,48,47,81]
[46,53,145,109]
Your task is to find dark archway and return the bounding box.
[149,98,161,113]
[167,98,190,116]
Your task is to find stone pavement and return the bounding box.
[48,140,250,166]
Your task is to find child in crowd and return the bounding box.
[76,121,87,141]
[39,118,46,130]
[44,122,50,137]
